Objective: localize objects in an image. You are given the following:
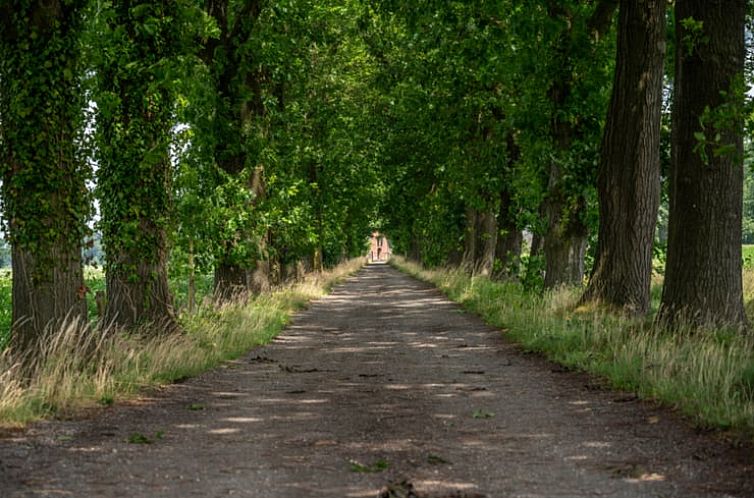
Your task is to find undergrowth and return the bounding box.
[0,259,363,426]
[393,257,754,437]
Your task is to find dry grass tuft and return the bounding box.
[0,258,363,426]
[393,256,754,437]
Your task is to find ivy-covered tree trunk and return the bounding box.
[0,1,89,351]
[203,0,266,299]
[659,0,747,328]
[95,1,180,332]
[581,0,666,314]
[494,189,522,279]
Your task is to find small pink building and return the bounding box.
[368,232,391,262]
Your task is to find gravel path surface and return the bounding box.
[1,262,752,497]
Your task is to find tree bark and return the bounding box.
[104,233,176,332]
[581,0,666,314]
[543,6,586,289]
[214,261,249,301]
[475,210,497,276]
[659,0,747,328]
[494,186,522,279]
[543,1,617,289]
[544,182,588,288]
[461,207,478,272]
[0,1,88,352]
[205,0,266,298]
[96,1,179,333]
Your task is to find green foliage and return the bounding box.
[0,0,92,274]
[348,458,389,473]
[363,1,613,268]
[90,1,205,282]
[127,431,163,444]
[471,408,495,419]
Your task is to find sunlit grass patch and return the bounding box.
[393,256,754,437]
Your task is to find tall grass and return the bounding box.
[0,259,363,426]
[393,257,754,436]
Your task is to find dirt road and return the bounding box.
[1,263,751,497]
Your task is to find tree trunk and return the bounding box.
[249,165,271,293]
[214,260,249,301]
[0,1,88,352]
[188,238,196,312]
[530,233,544,258]
[659,0,747,328]
[104,235,176,332]
[544,184,588,288]
[95,2,179,333]
[461,207,478,272]
[204,1,265,299]
[475,210,497,277]
[312,248,324,273]
[542,1,617,289]
[581,0,666,314]
[543,5,585,289]
[11,246,87,352]
[494,187,522,279]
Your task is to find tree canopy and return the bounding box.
[1,0,753,350]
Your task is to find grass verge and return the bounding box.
[392,256,754,438]
[0,258,363,426]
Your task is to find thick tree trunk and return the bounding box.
[214,260,249,301]
[542,1,617,289]
[95,2,179,333]
[11,246,87,352]
[104,231,176,333]
[204,1,264,299]
[0,2,88,351]
[544,182,588,288]
[659,0,747,328]
[581,0,666,314]
[543,6,585,289]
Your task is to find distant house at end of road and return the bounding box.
[368,232,391,262]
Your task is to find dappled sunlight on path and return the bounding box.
[0,264,751,497]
